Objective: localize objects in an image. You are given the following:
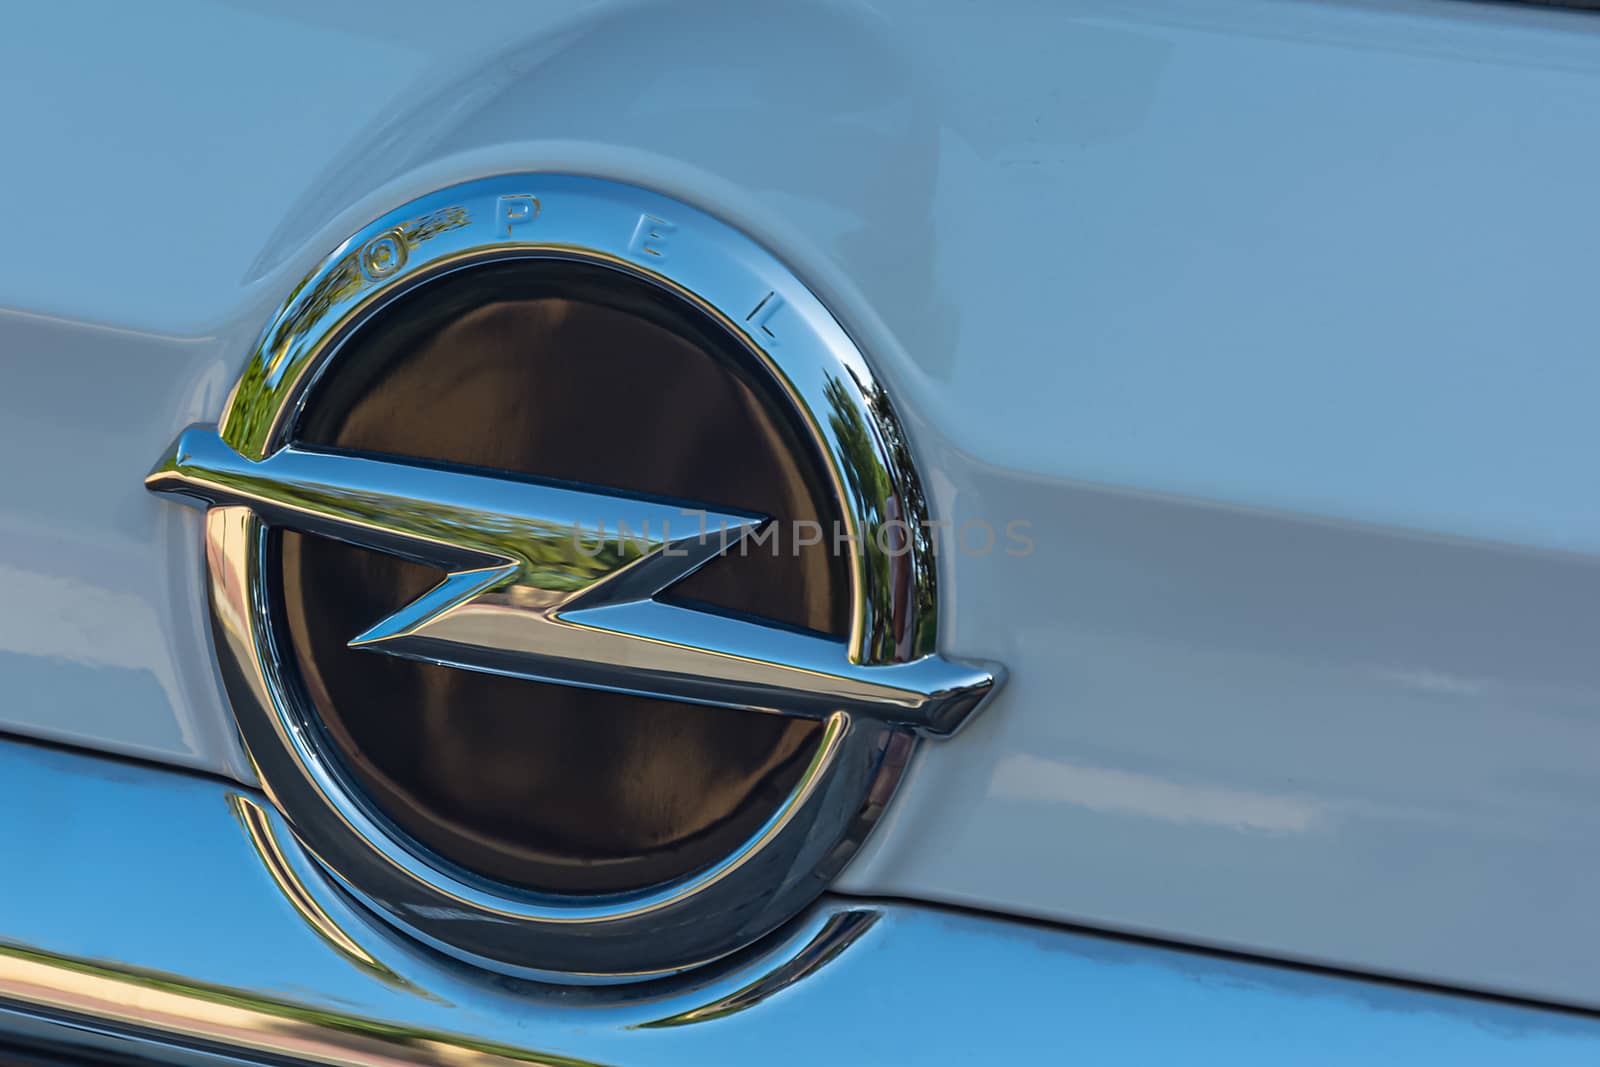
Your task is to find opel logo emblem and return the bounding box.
[145,175,1001,981]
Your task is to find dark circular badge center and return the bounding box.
[273,259,847,896]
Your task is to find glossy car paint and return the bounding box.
[3,0,1600,1010]
[5,738,1600,1065]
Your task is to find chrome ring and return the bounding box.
[197,175,981,980]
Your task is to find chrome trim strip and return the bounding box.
[3,737,1598,1066]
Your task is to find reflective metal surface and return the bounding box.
[3,736,1599,1066]
[148,427,988,731]
[143,175,999,980]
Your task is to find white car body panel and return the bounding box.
[4,0,1600,1008]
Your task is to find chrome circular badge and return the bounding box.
[147,175,999,981]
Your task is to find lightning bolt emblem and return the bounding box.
[147,426,994,735]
